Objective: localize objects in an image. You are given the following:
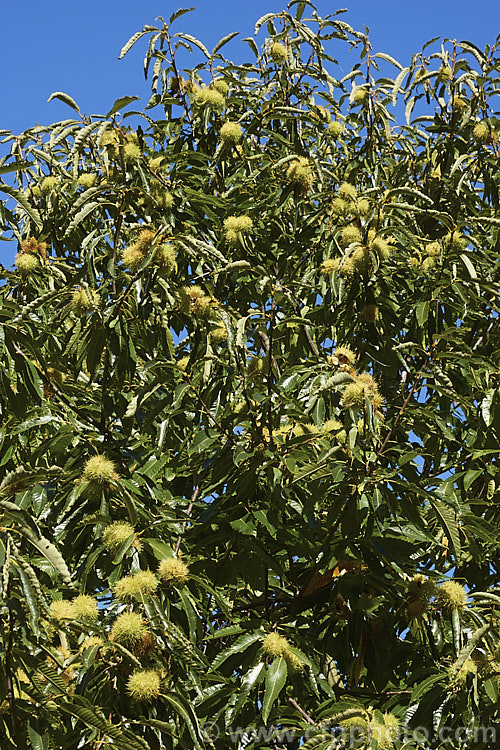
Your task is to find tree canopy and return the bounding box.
[0,2,499,748]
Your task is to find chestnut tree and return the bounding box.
[0,2,499,748]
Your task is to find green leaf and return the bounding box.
[15,523,73,586]
[133,717,175,739]
[177,586,199,641]
[63,201,106,237]
[118,27,158,59]
[207,624,244,639]
[410,673,444,704]
[375,52,404,70]
[459,40,487,66]
[36,662,70,692]
[243,37,259,57]
[27,719,49,750]
[211,632,263,671]
[262,656,287,724]
[169,7,195,26]
[459,253,480,294]
[17,564,40,633]
[452,607,462,655]
[143,538,175,560]
[481,390,495,426]
[47,91,80,112]
[229,516,256,536]
[1,7,500,742]
[254,13,279,34]
[58,701,144,750]
[226,662,265,725]
[106,96,141,118]
[161,691,205,750]
[450,623,490,677]
[416,300,429,326]
[212,32,239,56]
[10,415,57,436]
[429,500,461,561]
[405,94,416,124]
[174,33,210,58]
[0,184,43,228]
[391,67,409,104]
[0,160,31,176]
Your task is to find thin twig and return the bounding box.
[174,484,200,555]
[166,27,193,123]
[288,697,315,725]
[111,193,125,297]
[367,354,431,473]
[267,293,276,444]
[188,379,235,443]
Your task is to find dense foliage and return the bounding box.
[0,2,499,748]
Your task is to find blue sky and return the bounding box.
[1,0,499,267]
[1,1,499,134]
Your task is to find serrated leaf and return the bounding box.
[262,656,287,724]
[0,184,43,228]
[174,33,210,58]
[211,32,239,57]
[0,160,31,176]
[27,720,49,750]
[47,91,80,112]
[229,516,256,536]
[450,152,473,175]
[169,7,195,25]
[459,253,480,294]
[177,586,199,641]
[135,717,175,739]
[15,522,73,586]
[375,52,404,70]
[118,28,157,60]
[243,36,259,57]
[481,390,495,427]
[58,701,143,750]
[391,66,409,104]
[450,623,490,677]
[300,735,327,750]
[10,415,57,436]
[207,624,244,639]
[410,673,444,704]
[106,96,141,118]
[70,121,103,156]
[161,692,204,750]
[459,40,487,66]
[430,500,461,561]
[143,538,175,559]
[255,13,278,34]
[17,565,40,633]
[36,662,69,692]
[416,300,429,326]
[405,95,416,124]
[468,215,500,226]
[210,631,262,671]
[63,201,104,237]
[452,607,462,655]
[226,662,265,725]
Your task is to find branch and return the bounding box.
[166,27,193,123]
[173,484,200,555]
[111,193,126,298]
[367,353,431,473]
[288,697,315,725]
[267,294,276,444]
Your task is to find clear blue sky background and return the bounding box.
[1,0,499,266]
[1,0,499,133]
